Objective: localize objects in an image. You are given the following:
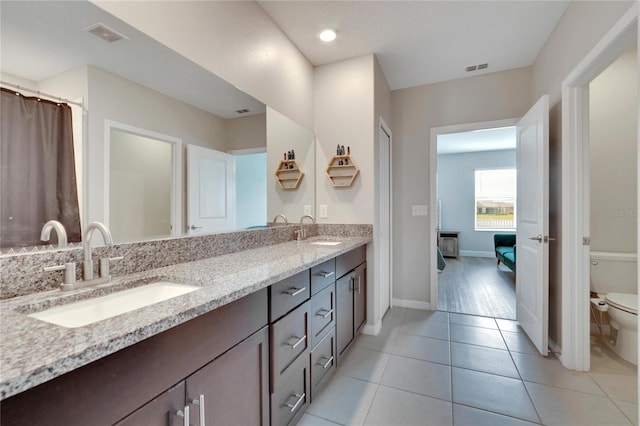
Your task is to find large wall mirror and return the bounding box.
[0,0,315,250]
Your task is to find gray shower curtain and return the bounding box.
[0,87,81,248]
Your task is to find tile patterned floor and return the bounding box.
[301,308,638,426]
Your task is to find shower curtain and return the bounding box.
[0,87,81,248]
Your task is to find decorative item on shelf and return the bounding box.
[276,149,304,189]
[326,146,359,187]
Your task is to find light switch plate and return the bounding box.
[304,205,312,216]
[412,205,428,216]
[320,205,328,219]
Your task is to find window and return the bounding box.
[475,168,516,230]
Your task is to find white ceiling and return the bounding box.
[258,1,570,90]
[437,126,516,155]
[0,1,264,119]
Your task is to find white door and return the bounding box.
[187,145,235,233]
[516,95,550,356]
[379,124,392,315]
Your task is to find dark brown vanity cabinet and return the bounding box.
[335,246,367,361]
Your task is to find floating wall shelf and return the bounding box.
[326,155,359,187]
[275,160,304,189]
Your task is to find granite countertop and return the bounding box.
[0,236,371,400]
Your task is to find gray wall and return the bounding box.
[438,149,516,255]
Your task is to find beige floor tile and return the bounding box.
[403,309,449,324]
[450,313,498,329]
[380,307,406,328]
[364,385,453,426]
[501,330,539,355]
[525,381,632,426]
[451,368,539,423]
[392,333,451,365]
[450,323,507,350]
[451,342,520,379]
[453,404,540,426]
[511,352,605,396]
[590,336,638,375]
[337,347,390,383]
[306,375,378,426]
[591,370,638,403]
[380,354,452,401]
[613,399,638,426]
[354,327,399,354]
[400,319,450,341]
[298,413,343,426]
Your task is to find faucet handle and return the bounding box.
[99,256,124,278]
[44,262,76,290]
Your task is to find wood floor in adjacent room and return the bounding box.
[437,256,516,320]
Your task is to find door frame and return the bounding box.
[104,119,182,239]
[560,3,638,371]
[429,118,519,309]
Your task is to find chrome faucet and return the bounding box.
[273,214,288,225]
[297,215,315,241]
[40,220,68,248]
[83,222,113,282]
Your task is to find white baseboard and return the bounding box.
[362,321,382,336]
[460,250,495,258]
[392,298,432,310]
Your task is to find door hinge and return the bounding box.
[582,237,591,246]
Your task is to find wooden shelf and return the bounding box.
[275,160,304,189]
[326,155,359,187]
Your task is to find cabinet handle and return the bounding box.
[349,277,354,292]
[285,392,306,413]
[316,271,334,278]
[288,334,307,349]
[317,355,334,369]
[284,287,306,297]
[357,275,361,294]
[189,394,205,426]
[317,308,334,319]
[175,406,189,426]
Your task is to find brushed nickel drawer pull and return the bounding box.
[175,406,189,426]
[318,355,334,369]
[317,308,334,319]
[316,271,334,278]
[285,392,306,413]
[189,394,205,426]
[284,287,306,297]
[288,334,307,349]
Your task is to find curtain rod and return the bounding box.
[0,80,83,108]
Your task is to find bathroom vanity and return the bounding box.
[0,237,369,426]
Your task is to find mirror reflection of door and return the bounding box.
[109,126,178,243]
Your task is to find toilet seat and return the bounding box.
[605,292,637,315]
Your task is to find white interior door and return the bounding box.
[516,94,550,356]
[379,124,392,315]
[187,145,235,233]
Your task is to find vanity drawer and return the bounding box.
[271,352,309,426]
[310,328,336,402]
[270,270,310,322]
[310,283,335,349]
[336,245,366,279]
[271,301,310,389]
[310,258,336,295]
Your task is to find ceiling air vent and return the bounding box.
[466,63,489,72]
[235,109,250,114]
[465,65,477,72]
[83,23,128,43]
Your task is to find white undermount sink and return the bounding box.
[28,282,199,328]
[308,241,342,246]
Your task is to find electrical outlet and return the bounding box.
[304,205,312,216]
[320,205,328,219]
[412,205,428,216]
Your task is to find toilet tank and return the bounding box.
[590,252,637,295]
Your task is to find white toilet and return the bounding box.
[590,251,637,365]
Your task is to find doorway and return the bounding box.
[433,122,518,320]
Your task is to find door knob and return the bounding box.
[190,225,203,230]
[529,235,543,243]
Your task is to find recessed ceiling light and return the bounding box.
[319,29,338,42]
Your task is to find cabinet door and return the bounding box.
[114,382,185,426]
[185,326,270,426]
[336,272,354,357]
[354,263,367,332]
[310,283,335,349]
